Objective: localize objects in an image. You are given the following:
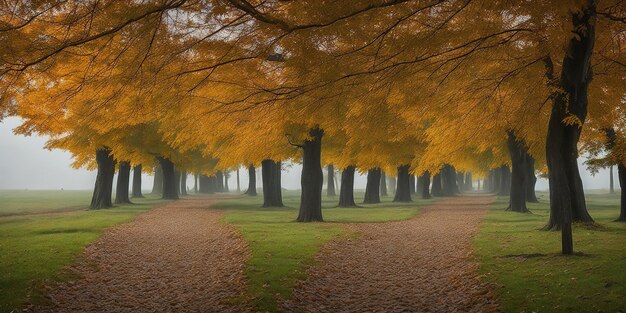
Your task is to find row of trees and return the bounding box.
[1,0,625,255]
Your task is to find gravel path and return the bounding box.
[282,195,499,313]
[27,197,251,313]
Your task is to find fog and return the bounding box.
[0,116,618,191]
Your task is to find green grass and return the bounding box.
[474,192,626,313]
[217,190,435,312]
[0,192,164,313]
[0,190,94,216]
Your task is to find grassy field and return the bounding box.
[216,190,435,312]
[474,192,626,312]
[0,191,164,313]
[0,190,94,216]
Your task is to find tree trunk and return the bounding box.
[464,172,472,191]
[419,172,431,199]
[394,165,412,202]
[506,131,530,213]
[224,171,230,192]
[216,171,224,192]
[441,164,458,196]
[174,169,181,196]
[297,127,324,222]
[236,168,241,192]
[245,164,257,196]
[151,163,163,194]
[409,175,416,195]
[199,175,212,193]
[498,165,511,196]
[338,166,357,207]
[327,164,336,196]
[617,163,626,222]
[157,156,179,200]
[115,161,132,204]
[380,171,388,197]
[262,159,284,207]
[525,156,539,202]
[610,165,614,194]
[544,1,596,255]
[363,168,381,204]
[432,173,443,197]
[457,172,465,192]
[193,174,198,193]
[132,164,143,198]
[90,148,116,209]
[180,171,188,195]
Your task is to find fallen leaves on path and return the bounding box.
[282,195,499,313]
[26,197,252,313]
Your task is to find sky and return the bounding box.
[0,116,618,191]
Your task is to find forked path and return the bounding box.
[283,195,499,313]
[27,197,252,313]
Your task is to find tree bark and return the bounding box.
[363,168,381,204]
[456,172,465,192]
[245,164,257,196]
[338,166,357,207]
[544,1,596,255]
[618,163,626,222]
[115,161,132,204]
[525,156,539,203]
[432,173,443,197]
[157,156,179,200]
[327,164,336,196]
[151,163,163,194]
[180,171,188,195]
[497,165,511,196]
[441,164,458,196]
[380,171,388,197]
[193,174,198,193]
[199,175,213,194]
[506,131,530,213]
[419,172,431,199]
[90,148,116,209]
[610,165,614,194]
[409,175,416,195]
[262,159,284,207]
[174,169,180,197]
[216,171,224,192]
[464,172,472,191]
[132,164,143,198]
[224,171,230,192]
[236,168,241,192]
[297,127,324,222]
[394,165,412,202]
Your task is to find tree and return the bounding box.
[115,161,132,204]
[338,166,357,208]
[245,165,257,196]
[419,172,431,199]
[262,160,284,207]
[132,165,144,198]
[90,148,116,209]
[506,131,530,213]
[380,171,388,197]
[296,127,324,222]
[152,164,163,194]
[363,168,381,204]
[393,165,412,202]
[326,164,336,196]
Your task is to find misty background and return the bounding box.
[0,116,617,192]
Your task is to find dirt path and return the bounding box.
[282,195,499,313]
[27,197,252,313]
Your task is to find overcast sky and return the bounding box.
[0,116,617,191]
